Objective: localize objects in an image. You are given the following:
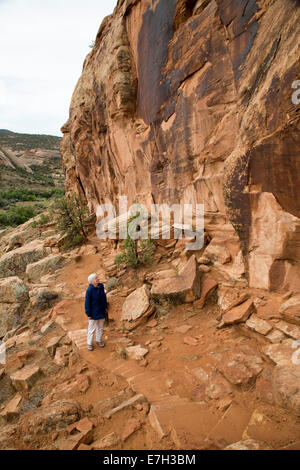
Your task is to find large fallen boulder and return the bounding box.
[121,285,151,322]
[151,255,201,303]
[26,254,65,283]
[0,240,49,278]
[279,295,300,326]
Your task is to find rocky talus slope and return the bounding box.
[61,0,300,294]
[0,218,299,450]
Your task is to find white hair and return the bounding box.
[88,273,97,285]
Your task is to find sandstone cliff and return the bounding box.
[61,0,300,293]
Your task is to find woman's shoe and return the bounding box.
[88,345,94,351]
[96,342,105,348]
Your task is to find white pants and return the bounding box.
[87,319,105,346]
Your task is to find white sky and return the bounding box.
[0,0,117,136]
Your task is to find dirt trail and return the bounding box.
[47,238,300,450]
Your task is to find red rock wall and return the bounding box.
[61,0,300,292]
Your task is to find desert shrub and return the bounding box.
[0,205,37,228]
[105,277,118,293]
[114,215,155,269]
[50,194,88,251]
[32,213,50,228]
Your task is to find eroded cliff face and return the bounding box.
[61,0,300,292]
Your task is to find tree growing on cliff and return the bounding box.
[50,194,88,251]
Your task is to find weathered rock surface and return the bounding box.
[10,365,42,392]
[220,299,256,327]
[19,400,81,434]
[0,393,23,423]
[125,345,149,361]
[279,295,300,326]
[92,432,120,450]
[245,316,273,336]
[26,254,65,283]
[263,340,296,366]
[61,0,300,293]
[0,240,49,278]
[30,287,59,311]
[0,277,29,304]
[121,285,150,322]
[211,345,264,386]
[225,439,272,450]
[0,303,22,339]
[272,365,300,416]
[193,276,218,309]
[151,255,201,303]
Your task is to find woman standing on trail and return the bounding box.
[85,273,108,351]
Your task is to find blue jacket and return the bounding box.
[85,283,108,320]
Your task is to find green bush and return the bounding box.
[0,188,64,203]
[0,205,37,228]
[50,194,88,251]
[32,213,50,228]
[114,215,155,269]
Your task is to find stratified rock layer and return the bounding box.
[61,0,300,293]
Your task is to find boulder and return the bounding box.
[193,277,218,309]
[46,336,64,357]
[275,321,300,340]
[211,345,264,386]
[30,287,59,310]
[263,340,296,366]
[218,285,249,312]
[266,329,285,344]
[0,277,29,304]
[125,345,149,361]
[0,240,49,278]
[121,285,150,322]
[0,393,23,423]
[10,365,42,391]
[26,254,65,283]
[245,316,273,336]
[219,299,256,327]
[53,346,72,367]
[204,239,231,265]
[279,295,300,325]
[151,255,201,303]
[20,400,81,434]
[272,365,300,416]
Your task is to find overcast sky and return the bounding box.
[0,0,117,136]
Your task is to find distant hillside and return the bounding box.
[0,129,61,151]
[0,130,65,228]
